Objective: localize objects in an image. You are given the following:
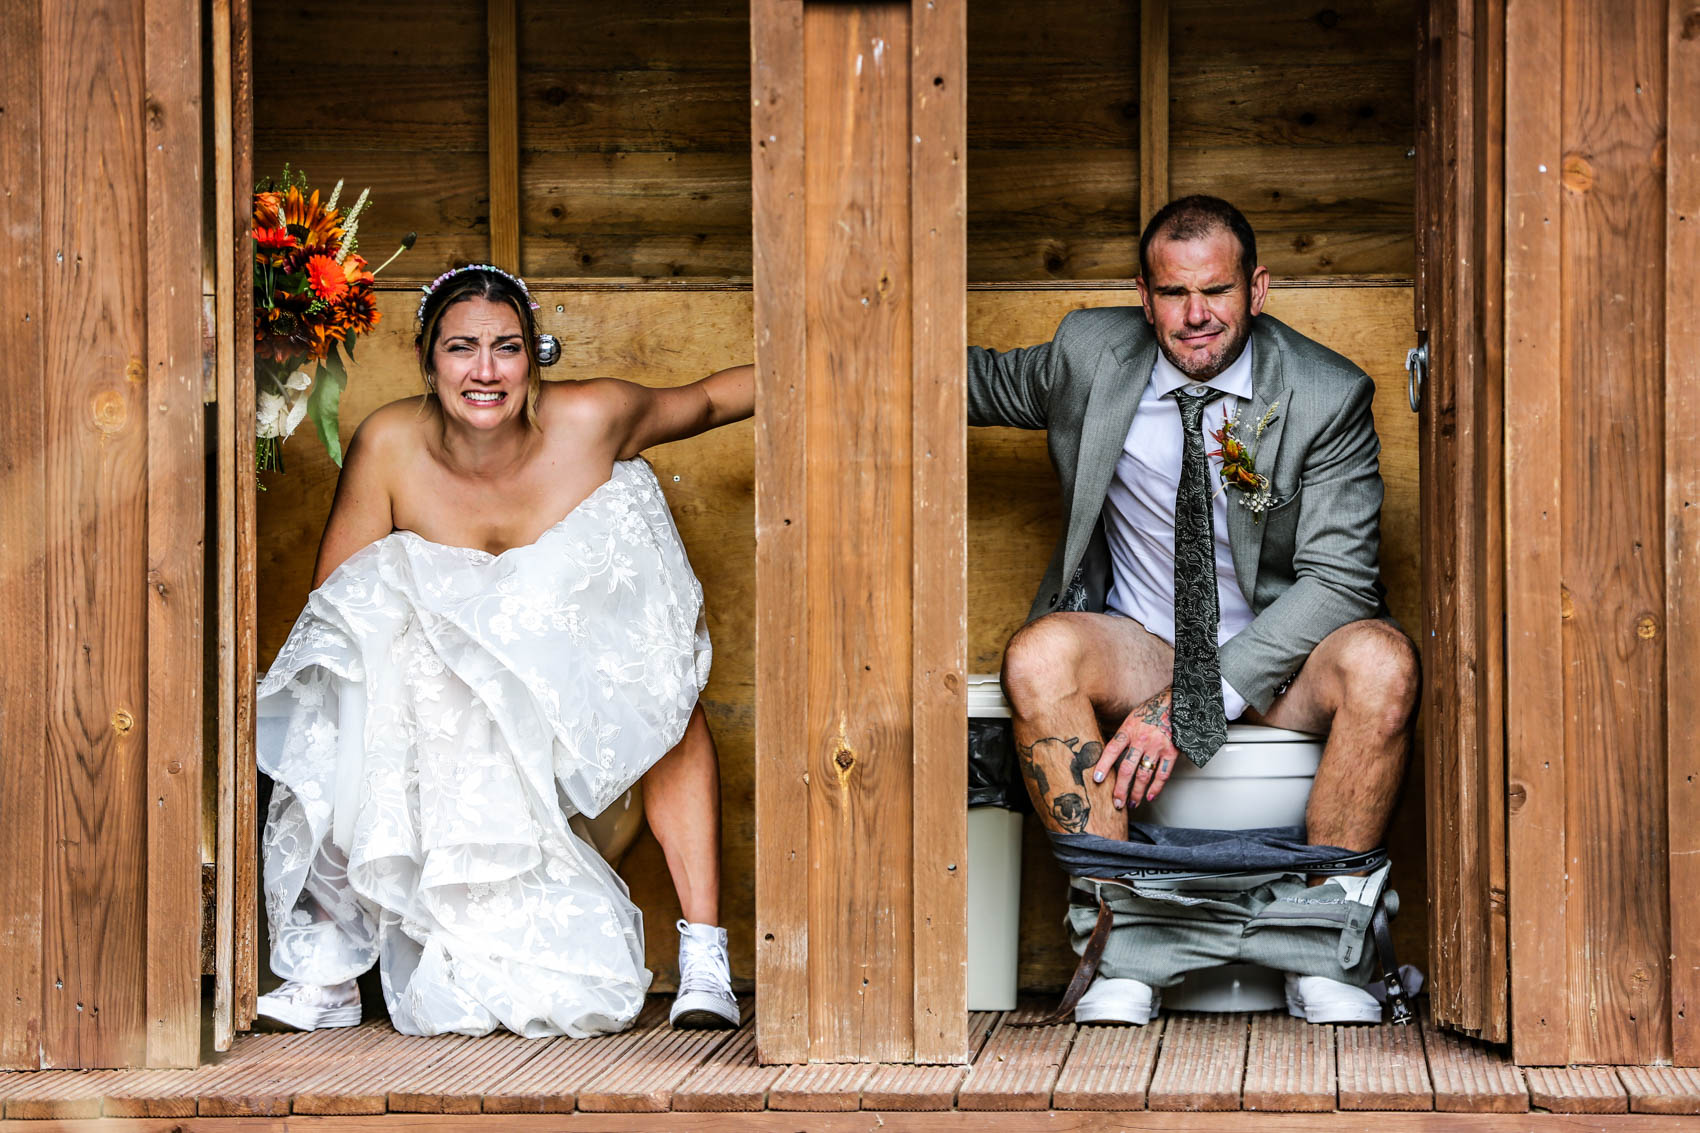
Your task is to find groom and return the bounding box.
[968,195,1418,1024]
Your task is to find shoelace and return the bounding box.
[676,923,732,997]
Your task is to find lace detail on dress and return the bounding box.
[257,459,711,1038]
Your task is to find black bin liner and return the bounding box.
[968,717,1029,811]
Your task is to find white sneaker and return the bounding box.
[670,920,739,1029]
[1073,976,1161,1025]
[1284,973,1382,1024]
[255,979,361,1030]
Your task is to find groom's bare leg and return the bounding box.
[643,703,721,925]
[1244,620,1418,854]
[1000,613,1176,838]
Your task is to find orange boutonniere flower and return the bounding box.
[1208,402,1281,520]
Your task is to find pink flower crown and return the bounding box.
[416,264,558,365]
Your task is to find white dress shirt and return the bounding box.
[1102,342,1256,721]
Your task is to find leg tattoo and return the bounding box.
[1017,735,1105,834]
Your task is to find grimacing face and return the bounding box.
[427,297,531,431]
[1135,226,1270,381]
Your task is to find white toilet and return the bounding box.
[964,674,1325,1014]
[1140,725,1324,1012]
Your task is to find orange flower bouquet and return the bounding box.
[252,167,411,472]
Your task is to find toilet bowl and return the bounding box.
[965,674,1324,1012]
[1140,725,1324,1012]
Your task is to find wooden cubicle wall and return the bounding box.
[0,0,207,1070]
[244,0,1427,1011]
[252,0,1414,282]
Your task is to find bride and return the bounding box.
[255,265,753,1038]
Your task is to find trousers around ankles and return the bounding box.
[1066,873,1386,990]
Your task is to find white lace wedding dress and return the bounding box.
[257,458,711,1038]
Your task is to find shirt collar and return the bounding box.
[1148,336,1255,402]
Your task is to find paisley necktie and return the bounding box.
[1171,385,1230,767]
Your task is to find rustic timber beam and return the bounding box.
[1139,0,1169,228]
[752,0,967,1065]
[1503,0,1566,1068]
[1665,0,1700,1069]
[487,0,520,271]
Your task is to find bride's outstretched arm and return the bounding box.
[611,363,754,458]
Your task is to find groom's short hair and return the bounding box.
[1139,195,1258,285]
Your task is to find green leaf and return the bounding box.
[306,344,349,467]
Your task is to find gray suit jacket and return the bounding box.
[967,307,1387,714]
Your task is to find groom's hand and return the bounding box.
[1092,687,1179,811]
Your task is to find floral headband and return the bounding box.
[417,264,558,365]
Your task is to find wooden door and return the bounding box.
[209,0,260,1051]
[1413,0,1509,1042]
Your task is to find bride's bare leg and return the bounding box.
[643,702,721,925]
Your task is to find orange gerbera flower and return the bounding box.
[254,227,296,251]
[307,254,349,301]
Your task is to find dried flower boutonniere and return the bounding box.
[1209,401,1281,520]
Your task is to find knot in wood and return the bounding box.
[92,390,128,433]
[1561,153,1595,194]
[111,708,134,735]
[1637,614,1658,639]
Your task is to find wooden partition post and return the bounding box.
[752,0,967,1064]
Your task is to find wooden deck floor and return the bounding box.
[4,999,1700,1128]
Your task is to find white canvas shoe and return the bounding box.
[670,920,739,1029]
[255,979,361,1030]
[1073,976,1161,1025]
[1284,973,1382,1024]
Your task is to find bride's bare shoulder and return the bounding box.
[347,396,433,462]
[537,376,641,430]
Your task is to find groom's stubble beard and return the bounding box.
[1155,292,1254,382]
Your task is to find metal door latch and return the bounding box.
[1405,339,1428,413]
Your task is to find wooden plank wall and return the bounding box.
[251,0,1414,284]
[0,0,51,1074]
[1500,0,1695,1065]
[250,280,1423,1006]
[0,0,205,1069]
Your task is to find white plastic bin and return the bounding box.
[966,674,1024,1012]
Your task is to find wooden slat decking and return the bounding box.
[4,998,1700,1123]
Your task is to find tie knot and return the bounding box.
[1172,384,1226,428]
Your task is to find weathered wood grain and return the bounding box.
[1525,1066,1628,1114]
[0,0,48,1073]
[800,0,915,1062]
[1051,1019,1164,1110]
[1337,1019,1431,1111]
[859,1012,997,1111]
[955,1018,1073,1111]
[1139,0,1170,228]
[287,1026,415,1115]
[1666,0,1700,1069]
[487,0,519,271]
[1560,0,1672,1064]
[478,1004,666,1114]
[0,1070,118,1120]
[749,0,808,1064]
[195,1026,364,1117]
[1502,0,1568,1068]
[909,0,970,1065]
[1148,1014,1246,1112]
[142,0,206,1069]
[210,0,239,1056]
[383,1030,544,1114]
[766,1061,876,1112]
[38,0,152,1070]
[1620,1067,1700,1115]
[229,0,259,1035]
[575,1024,734,1112]
[1422,1004,1526,1113]
[1241,1012,1335,1112]
[670,1027,781,1112]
